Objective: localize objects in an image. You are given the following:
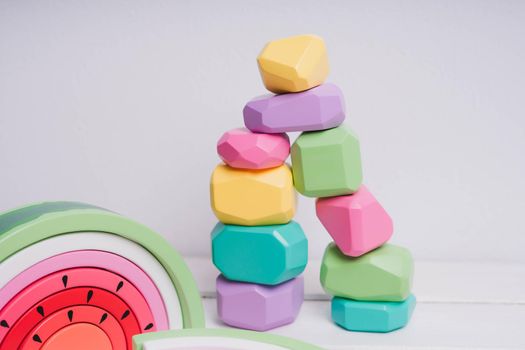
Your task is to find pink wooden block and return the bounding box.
[217,128,290,169]
[316,186,393,257]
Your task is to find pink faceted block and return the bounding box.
[216,275,304,331]
[217,128,290,169]
[316,186,393,257]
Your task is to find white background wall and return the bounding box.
[1,0,524,262]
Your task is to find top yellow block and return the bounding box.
[257,34,329,94]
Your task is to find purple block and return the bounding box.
[216,275,304,331]
[243,83,345,133]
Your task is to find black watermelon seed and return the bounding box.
[144,323,153,331]
[87,290,93,303]
[62,275,68,288]
[99,313,108,324]
[67,310,73,322]
[116,281,124,292]
[36,306,44,317]
[121,310,130,320]
[0,320,8,328]
[33,335,42,343]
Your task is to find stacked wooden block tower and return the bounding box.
[209,54,307,332]
[211,34,415,333]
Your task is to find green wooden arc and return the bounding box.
[0,201,205,328]
[133,328,326,350]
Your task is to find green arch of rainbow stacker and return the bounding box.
[0,201,205,328]
[133,329,325,350]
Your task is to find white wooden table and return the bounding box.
[186,258,525,350]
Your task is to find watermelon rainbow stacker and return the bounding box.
[0,201,204,349]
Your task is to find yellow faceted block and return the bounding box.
[210,164,296,225]
[257,34,329,93]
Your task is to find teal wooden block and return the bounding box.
[331,295,416,333]
[211,221,308,285]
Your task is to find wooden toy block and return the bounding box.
[257,34,329,93]
[216,275,304,331]
[243,83,345,133]
[217,128,290,169]
[316,186,393,257]
[291,126,363,197]
[320,243,414,301]
[40,323,113,350]
[21,305,126,350]
[210,164,296,226]
[331,294,416,333]
[211,221,307,285]
[132,329,325,350]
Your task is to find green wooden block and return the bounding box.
[291,126,363,198]
[320,243,414,301]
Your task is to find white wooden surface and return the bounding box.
[186,258,525,350]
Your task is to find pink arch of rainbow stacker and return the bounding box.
[0,250,168,330]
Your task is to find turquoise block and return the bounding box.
[331,294,416,333]
[211,221,308,285]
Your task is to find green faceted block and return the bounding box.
[332,294,416,333]
[320,243,413,301]
[291,126,363,198]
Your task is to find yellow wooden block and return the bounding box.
[210,164,296,225]
[257,34,329,93]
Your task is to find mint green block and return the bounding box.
[211,221,308,285]
[291,126,362,198]
[321,243,414,301]
[332,295,416,333]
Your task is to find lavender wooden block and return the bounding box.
[216,275,304,331]
[243,83,345,133]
